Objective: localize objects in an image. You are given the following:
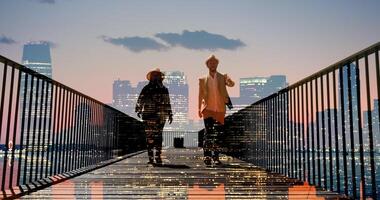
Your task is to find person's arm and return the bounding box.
[198,79,203,118]
[164,88,173,124]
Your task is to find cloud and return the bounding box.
[100,35,168,52]
[0,35,17,45]
[32,0,56,4]
[155,30,246,51]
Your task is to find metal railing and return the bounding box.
[222,42,380,199]
[0,55,145,198]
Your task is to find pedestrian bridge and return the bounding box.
[1,42,380,199]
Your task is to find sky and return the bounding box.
[1,0,380,120]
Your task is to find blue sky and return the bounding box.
[1,0,380,119]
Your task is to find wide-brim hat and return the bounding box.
[205,54,219,66]
[146,68,165,81]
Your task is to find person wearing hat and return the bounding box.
[136,68,173,165]
[198,55,235,166]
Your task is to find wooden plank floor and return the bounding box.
[21,148,347,199]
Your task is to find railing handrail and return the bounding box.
[0,54,124,116]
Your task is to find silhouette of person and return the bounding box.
[198,55,234,166]
[136,68,173,165]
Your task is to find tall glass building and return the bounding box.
[22,42,52,78]
[162,71,189,131]
[20,41,52,150]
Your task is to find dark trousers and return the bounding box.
[203,117,224,160]
[144,120,164,161]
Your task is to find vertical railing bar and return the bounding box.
[321,75,327,190]
[292,88,296,178]
[268,99,271,171]
[301,84,306,181]
[62,90,70,173]
[79,96,86,169]
[44,82,53,177]
[289,89,293,177]
[2,65,14,190]
[315,77,321,186]
[0,61,8,190]
[87,99,91,166]
[23,76,34,184]
[280,93,283,174]
[55,88,64,174]
[276,96,279,173]
[326,72,333,191]
[70,93,78,171]
[50,85,59,176]
[310,79,316,185]
[339,65,349,195]
[40,81,49,179]
[333,70,340,193]
[287,89,290,177]
[262,103,265,168]
[297,86,301,179]
[272,98,275,171]
[306,81,310,184]
[35,80,44,181]
[346,63,357,198]
[84,98,90,167]
[95,103,100,164]
[63,91,72,172]
[9,67,21,188]
[17,73,29,185]
[29,77,39,183]
[355,57,365,197]
[55,87,65,175]
[89,100,95,165]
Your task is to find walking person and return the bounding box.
[136,68,173,165]
[198,55,235,166]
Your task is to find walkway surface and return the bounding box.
[21,148,346,199]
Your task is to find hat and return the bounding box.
[205,54,219,66]
[146,68,164,81]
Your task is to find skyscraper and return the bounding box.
[163,71,189,131]
[112,79,147,119]
[228,75,287,115]
[21,41,53,148]
[22,41,52,78]
[112,79,137,118]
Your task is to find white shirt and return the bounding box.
[206,74,224,112]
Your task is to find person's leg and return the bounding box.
[212,120,224,164]
[145,120,155,164]
[154,122,164,164]
[203,117,214,165]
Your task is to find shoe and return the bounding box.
[147,158,154,165]
[155,157,162,165]
[214,160,222,165]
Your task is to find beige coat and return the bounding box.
[198,72,235,114]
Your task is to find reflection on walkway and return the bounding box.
[188,183,225,199]
[288,182,325,200]
[21,148,345,199]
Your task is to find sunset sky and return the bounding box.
[1,0,380,120]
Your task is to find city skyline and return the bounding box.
[1,0,380,119]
